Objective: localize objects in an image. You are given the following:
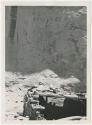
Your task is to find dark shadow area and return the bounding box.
[39,95,86,120]
[9,6,17,41]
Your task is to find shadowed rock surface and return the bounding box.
[5,6,86,92]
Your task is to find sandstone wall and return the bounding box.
[5,6,86,89]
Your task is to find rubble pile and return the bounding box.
[5,70,86,121]
[22,70,86,120]
[5,72,25,87]
[23,84,86,120]
[22,69,80,91]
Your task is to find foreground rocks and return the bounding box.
[5,71,86,121]
[23,85,86,120]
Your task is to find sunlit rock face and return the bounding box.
[5,6,86,91]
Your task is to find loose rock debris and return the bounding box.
[5,70,86,121]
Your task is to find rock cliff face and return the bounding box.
[5,6,86,90]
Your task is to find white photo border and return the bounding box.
[0,0,91,124]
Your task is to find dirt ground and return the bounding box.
[5,83,29,122]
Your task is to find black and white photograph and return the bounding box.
[1,1,91,123]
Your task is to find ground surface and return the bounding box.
[5,71,86,122]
